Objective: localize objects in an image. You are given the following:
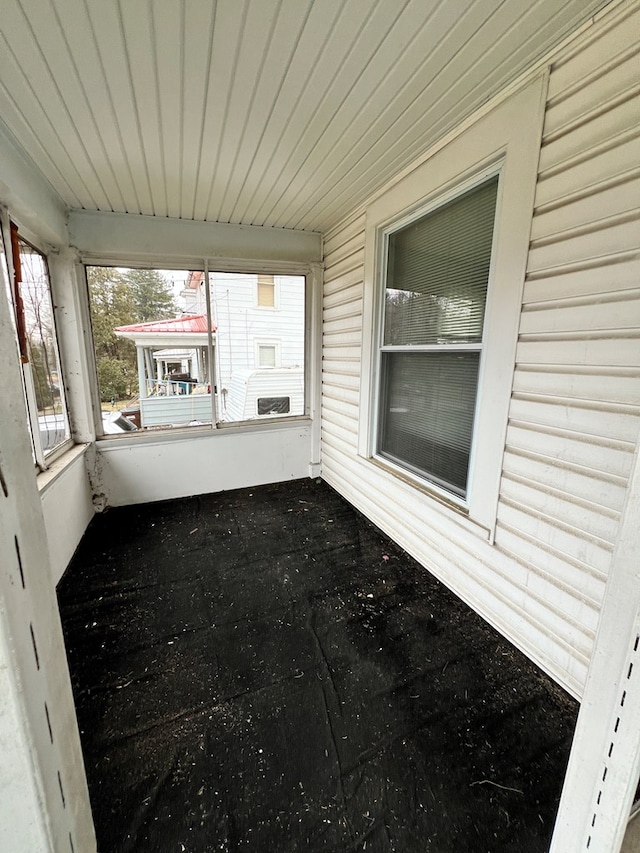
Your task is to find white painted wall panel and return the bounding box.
[320,6,640,698]
[97,422,313,507]
[40,448,94,586]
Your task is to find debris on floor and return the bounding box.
[58,479,578,852]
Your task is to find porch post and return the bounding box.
[550,442,640,852]
[136,346,147,400]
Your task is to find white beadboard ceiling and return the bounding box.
[0,0,613,234]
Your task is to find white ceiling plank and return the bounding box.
[274,0,474,229]
[215,0,317,224]
[205,0,287,223]
[191,0,249,222]
[0,33,93,208]
[293,0,609,232]
[116,0,168,217]
[147,0,186,219]
[46,0,134,212]
[24,0,129,211]
[237,0,382,226]
[249,0,398,227]
[81,0,156,214]
[180,3,217,221]
[0,88,82,208]
[0,0,617,232]
[1,0,106,209]
[227,0,345,225]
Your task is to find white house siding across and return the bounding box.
[320,4,640,699]
[207,272,305,394]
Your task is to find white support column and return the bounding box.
[307,261,323,478]
[0,232,96,851]
[47,250,97,444]
[136,346,147,400]
[551,442,640,853]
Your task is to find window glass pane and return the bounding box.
[219,274,304,422]
[87,267,216,432]
[18,239,70,455]
[378,351,480,495]
[86,268,305,431]
[258,345,277,367]
[384,177,498,346]
[257,274,275,307]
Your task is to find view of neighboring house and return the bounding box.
[112,270,305,428]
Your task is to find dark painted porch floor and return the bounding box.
[58,479,577,853]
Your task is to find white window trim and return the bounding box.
[358,73,548,534]
[254,339,281,368]
[0,210,73,468]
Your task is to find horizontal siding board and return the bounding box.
[323,298,363,323]
[511,365,640,405]
[323,247,365,284]
[546,6,640,101]
[538,96,639,177]
[323,264,363,294]
[505,421,635,479]
[322,329,362,349]
[323,214,366,257]
[496,502,612,579]
[502,449,628,513]
[321,383,360,407]
[500,473,621,544]
[323,231,366,270]
[519,287,640,334]
[534,137,640,210]
[508,394,640,443]
[321,393,359,421]
[544,51,640,138]
[522,256,640,303]
[527,216,640,274]
[323,313,363,334]
[516,335,640,368]
[531,174,640,242]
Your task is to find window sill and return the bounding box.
[37,443,89,495]
[367,454,493,542]
[95,415,311,449]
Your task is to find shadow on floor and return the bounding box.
[58,478,578,853]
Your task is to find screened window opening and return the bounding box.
[1,222,70,464]
[86,268,305,432]
[377,176,499,497]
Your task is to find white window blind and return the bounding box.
[378,176,498,497]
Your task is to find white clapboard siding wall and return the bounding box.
[320,2,640,699]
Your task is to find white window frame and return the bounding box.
[358,74,548,534]
[0,212,72,469]
[254,339,281,368]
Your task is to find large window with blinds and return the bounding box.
[377,175,499,497]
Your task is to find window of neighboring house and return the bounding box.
[85,268,305,431]
[257,274,276,308]
[256,342,279,368]
[1,220,71,467]
[377,176,498,497]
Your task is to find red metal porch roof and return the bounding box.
[114,314,216,334]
